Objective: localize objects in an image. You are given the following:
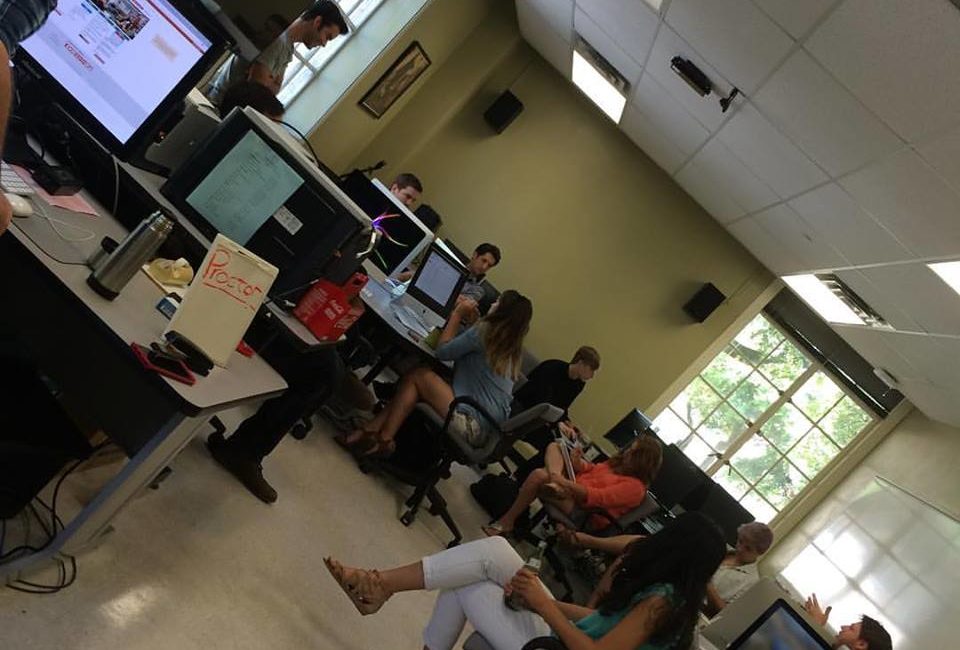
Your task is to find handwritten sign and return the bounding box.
[165,234,278,367]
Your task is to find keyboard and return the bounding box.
[394,304,429,337]
[1,163,36,196]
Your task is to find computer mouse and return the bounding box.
[5,193,33,218]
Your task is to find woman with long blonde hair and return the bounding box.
[341,290,533,457]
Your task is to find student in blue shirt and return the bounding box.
[324,512,726,650]
[340,289,532,458]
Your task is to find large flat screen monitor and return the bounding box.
[18,0,228,157]
[604,408,654,449]
[160,107,370,297]
[405,243,467,320]
[697,481,755,547]
[649,443,711,511]
[340,171,434,278]
[727,599,832,650]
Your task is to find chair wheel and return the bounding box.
[400,511,416,526]
[290,422,309,440]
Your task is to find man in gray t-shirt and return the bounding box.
[204,0,348,106]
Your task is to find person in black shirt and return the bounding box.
[511,347,600,482]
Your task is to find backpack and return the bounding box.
[469,473,520,520]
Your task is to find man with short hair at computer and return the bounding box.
[389,172,422,209]
[0,0,57,235]
[804,594,893,650]
[203,0,348,106]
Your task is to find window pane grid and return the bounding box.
[654,312,877,519]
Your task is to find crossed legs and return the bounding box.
[484,442,575,535]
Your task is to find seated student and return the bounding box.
[324,512,726,650]
[804,595,893,650]
[389,172,423,209]
[482,435,662,537]
[556,521,773,615]
[218,80,286,120]
[339,289,532,457]
[460,242,501,313]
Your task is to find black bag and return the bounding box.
[470,473,520,520]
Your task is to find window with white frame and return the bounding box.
[278,0,388,105]
[653,312,877,523]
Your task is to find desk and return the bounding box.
[0,189,287,582]
[357,279,450,383]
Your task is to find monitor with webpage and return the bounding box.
[18,0,227,157]
[727,599,832,650]
[160,107,370,297]
[405,243,467,321]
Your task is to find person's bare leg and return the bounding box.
[342,368,432,445]
[485,468,551,534]
[378,367,454,443]
[324,558,425,615]
[544,442,565,478]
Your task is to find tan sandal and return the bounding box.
[323,557,390,616]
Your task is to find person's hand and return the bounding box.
[540,481,570,501]
[804,593,832,626]
[509,568,552,612]
[0,193,12,236]
[453,297,480,323]
[555,524,580,550]
[557,421,578,440]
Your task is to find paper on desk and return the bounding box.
[10,164,99,216]
[165,234,278,367]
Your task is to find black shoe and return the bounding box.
[206,432,278,504]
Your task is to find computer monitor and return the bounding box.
[340,171,434,279]
[18,0,228,157]
[406,244,467,320]
[727,599,832,650]
[604,408,654,449]
[649,443,711,511]
[696,482,755,547]
[160,107,370,296]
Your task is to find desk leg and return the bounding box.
[1,414,202,584]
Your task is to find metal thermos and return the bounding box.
[87,211,174,300]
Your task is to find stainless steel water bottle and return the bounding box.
[87,211,174,300]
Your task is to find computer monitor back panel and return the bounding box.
[697,483,755,547]
[649,443,710,510]
[18,0,227,157]
[726,599,832,650]
[160,108,369,296]
[604,408,653,449]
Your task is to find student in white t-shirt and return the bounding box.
[704,522,774,616]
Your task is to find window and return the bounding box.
[278,0,387,105]
[653,313,877,522]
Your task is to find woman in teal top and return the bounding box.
[324,513,726,650]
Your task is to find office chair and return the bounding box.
[370,397,563,547]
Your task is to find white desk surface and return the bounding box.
[8,186,287,413]
[360,279,442,359]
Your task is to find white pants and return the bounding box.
[421,537,553,650]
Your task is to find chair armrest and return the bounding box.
[576,507,626,535]
[521,637,567,650]
[444,395,501,432]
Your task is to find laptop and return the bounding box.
[393,243,467,336]
[725,599,833,650]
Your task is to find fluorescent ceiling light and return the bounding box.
[783,274,865,325]
[929,261,960,296]
[571,50,627,122]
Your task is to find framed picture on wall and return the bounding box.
[359,42,431,118]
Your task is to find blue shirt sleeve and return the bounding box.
[0,0,56,55]
[435,326,482,361]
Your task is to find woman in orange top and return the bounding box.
[483,434,663,536]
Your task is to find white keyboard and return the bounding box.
[1,163,35,196]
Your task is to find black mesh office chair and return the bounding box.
[370,397,563,547]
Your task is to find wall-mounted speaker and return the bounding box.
[483,90,523,134]
[683,283,726,323]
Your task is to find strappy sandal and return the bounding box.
[323,557,390,616]
[362,438,396,459]
[481,522,513,537]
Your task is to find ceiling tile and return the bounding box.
[752,0,836,39]
[805,0,960,142]
[717,102,828,199]
[857,264,960,336]
[788,184,910,266]
[629,73,710,157]
[574,0,660,66]
[833,270,922,332]
[665,0,793,93]
[754,50,902,177]
[574,10,643,86]
[917,125,960,197]
[619,104,688,174]
[517,2,573,77]
[881,332,960,389]
[752,203,845,271]
[894,379,960,427]
[644,24,735,132]
[519,0,574,42]
[727,216,805,274]
[675,139,779,222]
[839,149,960,258]
[832,325,923,382]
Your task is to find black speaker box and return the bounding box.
[683,282,726,322]
[483,90,523,134]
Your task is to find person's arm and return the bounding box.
[804,593,832,626]
[704,582,726,617]
[435,300,478,350]
[246,61,280,94]
[562,530,643,556]
[0,43,13,235]
[513,568,670,650]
